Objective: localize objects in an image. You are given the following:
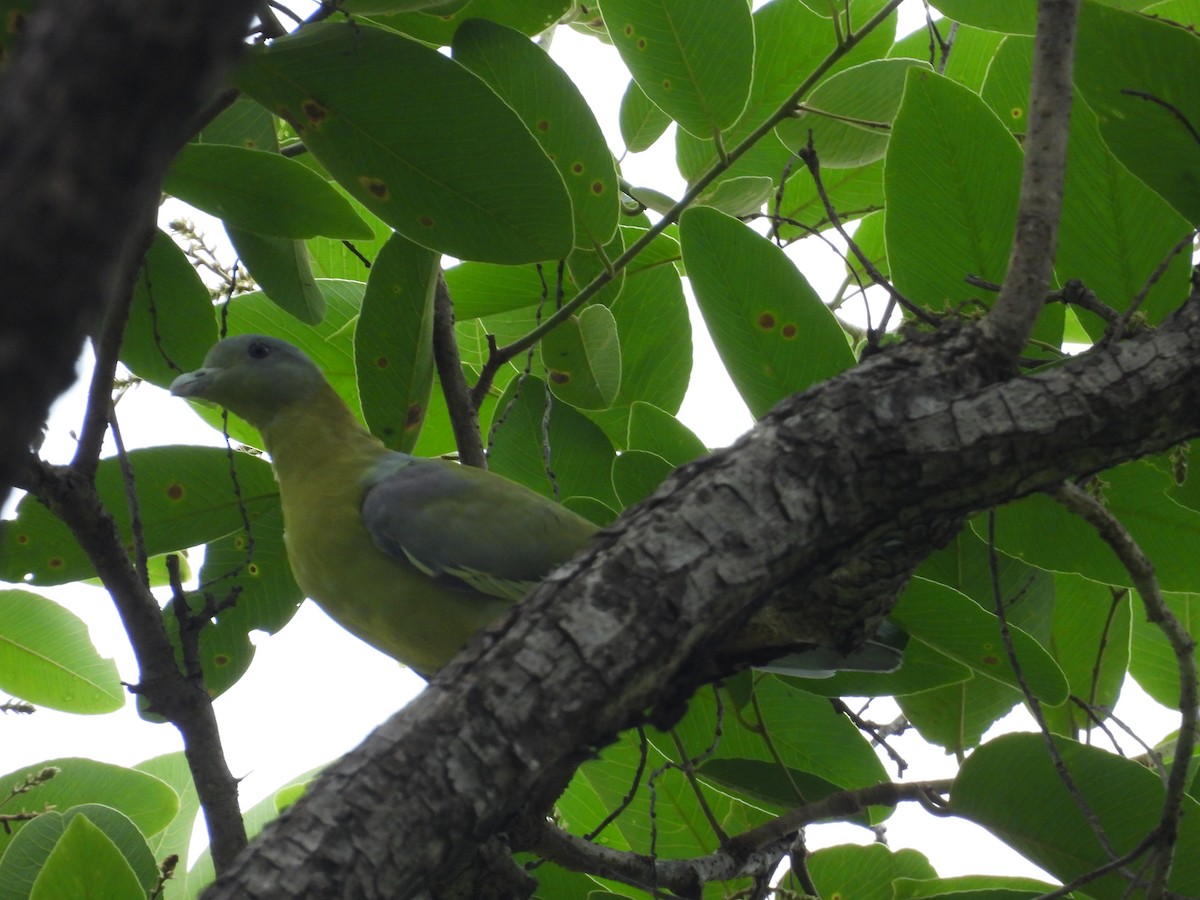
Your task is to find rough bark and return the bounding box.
[203,298,1200,898]
[0,0,256,508]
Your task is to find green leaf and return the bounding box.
[197,94,278,150]
[694,175,774,217]
[611,450,672,509]
[488,375,620,509]
[1044,574,1131,736]
[981,35,1192,337]
[600,0,753,138]
[0,447,279,586]
[951,733,1200,898]
[236,22,573,263]
[135,753,202,900]
[226,225,326,325]
[1129,590,1198,708]
[885,68,1021,308]
[122,229,216,389]
[444,261,555,319]
[778,58,931,168]
[452,19,619,248]
[163,144,372,240]
[1075,2,1200,225]
[898,678,1021,754]
[893,874,1061,899]
[681,206,854,419]
[805,844,937,900]
[796,638,973,699]
[619,79,671,152]
[929,1,1036,33]
[29,814,143,900]
[988,461,1200,592]
[776,159,885,241]
[626,402,707,465]
[892,578,1067,704]
[365,0,571,45]
[0,758,179,854]
[540,305,622,410]
[583,261,691,444]
[0,591,123,714]
[355,232,439,451]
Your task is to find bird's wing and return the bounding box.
[361,455,596,602]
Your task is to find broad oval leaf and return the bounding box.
[1075,2,1200,226]
[236,22,573,263]
[0,591,123,714]
[0,447,279,586]
[226,225,326,325]
[122,229,216,389]
[539,305,622,410]
[778,57,932,168]
[163,144,372,240]
[356,232,439,451]
[28,815,143,900]
[619,78,671,152]
[600,0,753,138]
[885,68,1021,308]
[681,206,854,419]
[952,733,1200,898]
[892,577,1068,704]
[453,18,619,248]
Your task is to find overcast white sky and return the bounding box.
[3,0,1185,886]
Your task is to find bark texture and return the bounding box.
[204,300,1200,898]
[0,0,255,506]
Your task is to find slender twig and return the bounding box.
[984,0,1081,355]
[1111,230,1197,342]
[1053,483,1198,899]
[795,137,934,335]
[108,406,148,586]
[470,0,906,401]
[432,273,486,468]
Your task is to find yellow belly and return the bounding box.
[279,472,511,676]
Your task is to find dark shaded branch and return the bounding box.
[206,293,1200,897]
[432,273,486,469]
[0,0,257,507]
[22,460,248,870]
[984,0,1081,354]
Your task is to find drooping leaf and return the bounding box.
[619,78,671,152]
[226,225,326,324]
[601,0,753,138]
[122,229,217,388]
[28,814,144,900]
[539,305,622,410]
[681,206,854,419]
[236,22,573,263]
[355,232,439,451]
[163,144,372,240]
[453,19,619,248]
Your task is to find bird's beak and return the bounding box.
[169,368,214,399]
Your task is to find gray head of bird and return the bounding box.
[169,334,329,431]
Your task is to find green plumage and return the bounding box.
[170,335,596,677]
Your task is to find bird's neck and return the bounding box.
[260,386,386,485]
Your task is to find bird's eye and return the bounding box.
[248,340,271,360]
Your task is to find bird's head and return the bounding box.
[169,335,329,430]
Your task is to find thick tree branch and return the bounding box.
[0,0,256,507]
[984,0,1081,355]
[205,294,1200,897]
